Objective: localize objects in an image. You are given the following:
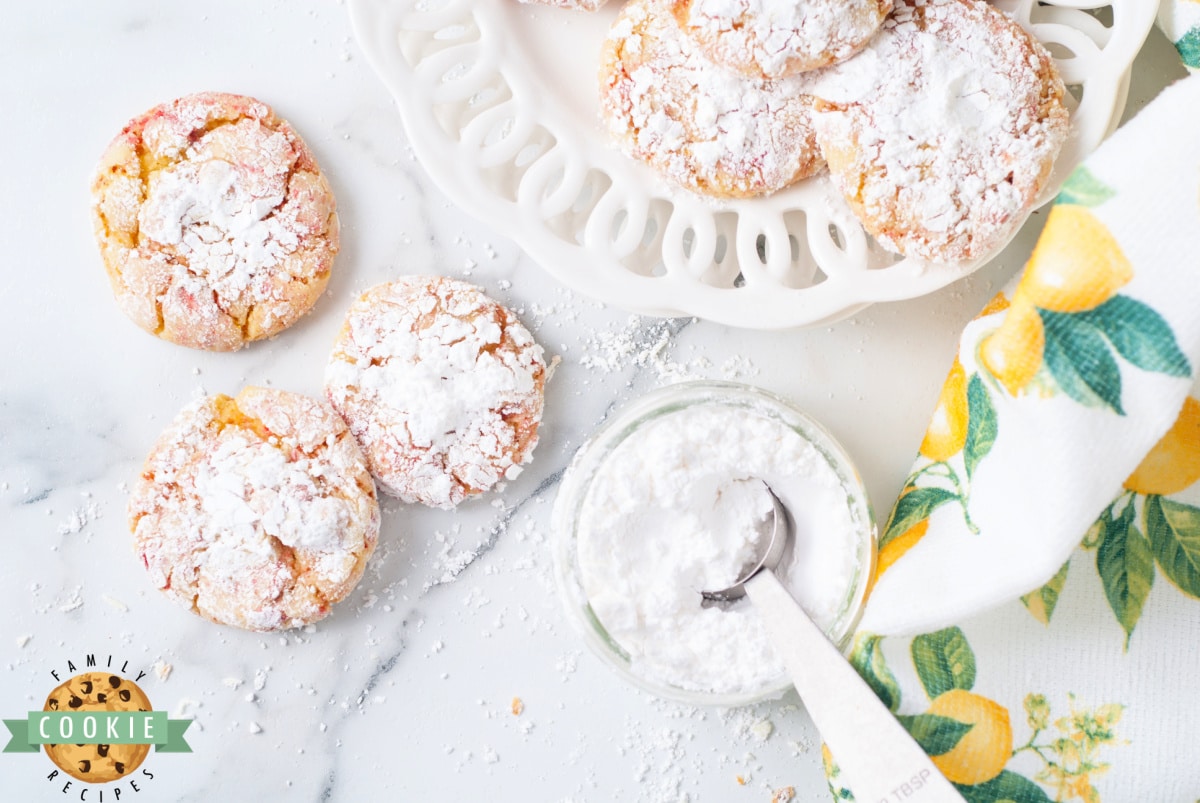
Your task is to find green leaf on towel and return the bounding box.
[1096,499,1154,648]
[1020,559,1070,625]
[896,713,973,757]
[963,374,998,480]
[1146,495,1200,598]
[1054,166,1116,207]
[1079,295,1192,379]
[1040,309,1125,415]
[954,770,1054,802]
[912,627,977,698]
[1176,26,1200,71]
[881,487,957,549]
[849,633,901,713]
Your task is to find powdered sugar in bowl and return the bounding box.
[552,382,876,706]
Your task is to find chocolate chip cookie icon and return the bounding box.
[42,673,152,783]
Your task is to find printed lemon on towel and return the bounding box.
[980,204,1131,396]
[920,359,968,462]
[1014,204,1132,313]
[979,299,1045,396]
[1125,396,1200,496]
[926,689,1013,786]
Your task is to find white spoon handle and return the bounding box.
[745,570,964,803]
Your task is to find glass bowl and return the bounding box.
[551,381,876,707]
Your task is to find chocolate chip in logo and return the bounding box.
[115,762,126,775]
[96,693,107,703]
[78,760,91,773]
[81,680,93,695]
[108,676,122,688]
[118,690,131,703]
[97,744,110,757]
[47,698,59,710]
[68,696,82,709]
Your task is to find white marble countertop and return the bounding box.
[0,2,1186,801]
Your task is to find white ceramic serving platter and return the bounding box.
[349,0,1156,328]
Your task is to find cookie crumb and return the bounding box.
[253,668,269,691]
[511,697,524,716]
[173,698,201,719]
[771,787,795,803]
[58,588,84,613]
[153,661,173,681]
[750,719,774,742]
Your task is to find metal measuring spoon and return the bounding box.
[704,483,965,803]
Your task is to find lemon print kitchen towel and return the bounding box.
[862,73,1200,636]
[833,439,1200,799]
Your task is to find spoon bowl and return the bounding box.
[700,482,789,603]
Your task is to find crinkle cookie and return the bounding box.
[43,673,152,783]
[325,276,548,509]
[129,387,380,631]
[91,92,338,351]
[810,0,1069,264]
[600,0,824,198]
[671,0,892,79]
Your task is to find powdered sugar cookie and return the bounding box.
[130,387,379,631]
[325,276,547,509]
[91,92,338,351]
[671,0,892,79]
[600,0,824,198]
[810,0,1069,264]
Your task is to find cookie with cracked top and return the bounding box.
[129,386,380,631]
[325,277,548,509]
[90,92,338,351]
[600,0,824,198]
[671,0,892,79]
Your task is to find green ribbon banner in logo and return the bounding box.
[3,712,192,753]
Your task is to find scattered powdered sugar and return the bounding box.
[56,499,101,535]
[601,0,823,197]
[325,277,547,509]
[809,0,1068,263]
[196,433,348,554]
[57,587,85,613]
[680,0,890,78]
[576,402,866,694]
[139,151,296,301]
